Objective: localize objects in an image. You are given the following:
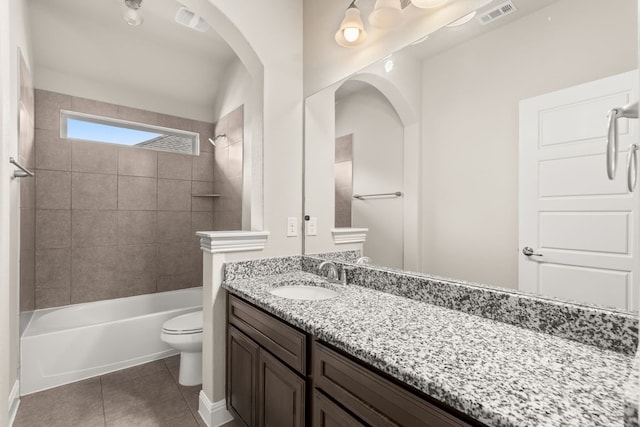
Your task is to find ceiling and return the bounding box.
[28,0,238,120]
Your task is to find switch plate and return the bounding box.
[306,217,317,236]
[287,217,297,237]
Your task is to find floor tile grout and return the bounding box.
[98,376,107,427]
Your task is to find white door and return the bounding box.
[519,70,639,311]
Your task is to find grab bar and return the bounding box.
[607,101,638,179]
[353,191,402,200]
[628,144,639,192]
[9,157,34,178]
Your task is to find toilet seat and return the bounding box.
[162,311,202,335]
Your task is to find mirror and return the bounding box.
[304,0,639,312]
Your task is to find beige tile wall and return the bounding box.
[335,134,353,228]
[212,106,243,231]
[21,89,234,310]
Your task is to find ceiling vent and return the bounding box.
[476,0,517,25]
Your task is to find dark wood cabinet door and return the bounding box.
[228,326,260,427]
[258,348,305,427]
[313,390,365,427]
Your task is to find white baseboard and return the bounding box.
[198,390,234,427]
[8,380,20,427]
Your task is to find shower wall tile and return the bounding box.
[156,211,192,243]
[192,152,214,182]
[20,177,35,209]
[157,179,191,211]
[191,181,213,212]
[20,208,35,250]
[117,106,159,125]
[71,97,118,117]
[36,287,71,309]
[227,106,243,144]
[228,142,243,178]
[213,116,229,148]
[118,148,157,178]
[36,210,71,249]
[71,246,120,288]
[35,90,71,131]
[35,248,71,289]
[36,170,71,210]
[118,176,157,211]
[20,249,35,311]
[212,210,241,231]
[193,121,215,153]
[213,146,228,182]
[158,114,194,132]
[35,129,71,171]
[72,173,118,210]
[157,272,196,292]
[72,210,118,248]
[158,152,193,181]
[117,211,157,245]
[71,140,118,175]
[30,91,222,309]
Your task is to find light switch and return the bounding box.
[306,217,317,236]
[287,217,297,237]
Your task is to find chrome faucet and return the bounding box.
[318,261,347,284]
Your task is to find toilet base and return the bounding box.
[179,351,202,386]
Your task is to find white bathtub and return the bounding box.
[20,287,202,395]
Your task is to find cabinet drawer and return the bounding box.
[313,390,365,427]
[314,342,473,427]
[229,294,307,375]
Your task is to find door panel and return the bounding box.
[228,326,259,427]
[258,348,305,427]
[539,264,629,308]
[519,69,639,310]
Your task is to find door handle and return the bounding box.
[627,144,638,192]
[522,247,542,257]
[606,102,638,180]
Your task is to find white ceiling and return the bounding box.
[28,0,237,120]
[405,0,560,60]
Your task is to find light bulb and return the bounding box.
[343,27,360,42]
[122,5,143,26]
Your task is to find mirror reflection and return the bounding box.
[304,0,639,311]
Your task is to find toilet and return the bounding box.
[161,310,203,386]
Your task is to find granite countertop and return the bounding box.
[223,271,635,427]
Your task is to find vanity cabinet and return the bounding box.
[227,294,482,427]
[227,295,309,427]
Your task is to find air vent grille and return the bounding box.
[476,0,517,25]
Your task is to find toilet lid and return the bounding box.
[162,311,203,334]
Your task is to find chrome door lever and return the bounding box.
[522,247,542,257]
[627,144,639,192]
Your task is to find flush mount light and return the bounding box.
[122,0,143,26]
[410,0,448,9]
[446,11,477,27]
[335,0,367,48]
[369,0,402,29]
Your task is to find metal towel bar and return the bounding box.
[606,101,638,180]
[352,191,402,200]
[9,157,34,178]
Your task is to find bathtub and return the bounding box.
[20,287,202,395]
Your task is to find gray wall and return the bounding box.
[20,90,243,311]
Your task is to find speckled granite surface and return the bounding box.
[625,353,639,427]
[223,270,634,427]
[302,256,638,356]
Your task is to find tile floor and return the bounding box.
[13,356,242,427]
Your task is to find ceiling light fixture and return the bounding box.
[122,0,143,27]
[369,0,402,28]
[446,10,477,27]
[410,0,449,9]
[335,0,367,48]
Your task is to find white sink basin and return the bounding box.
[269,285,339,301]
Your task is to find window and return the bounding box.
[60,110,200,155]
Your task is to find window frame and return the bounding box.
[60,109,200,155]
